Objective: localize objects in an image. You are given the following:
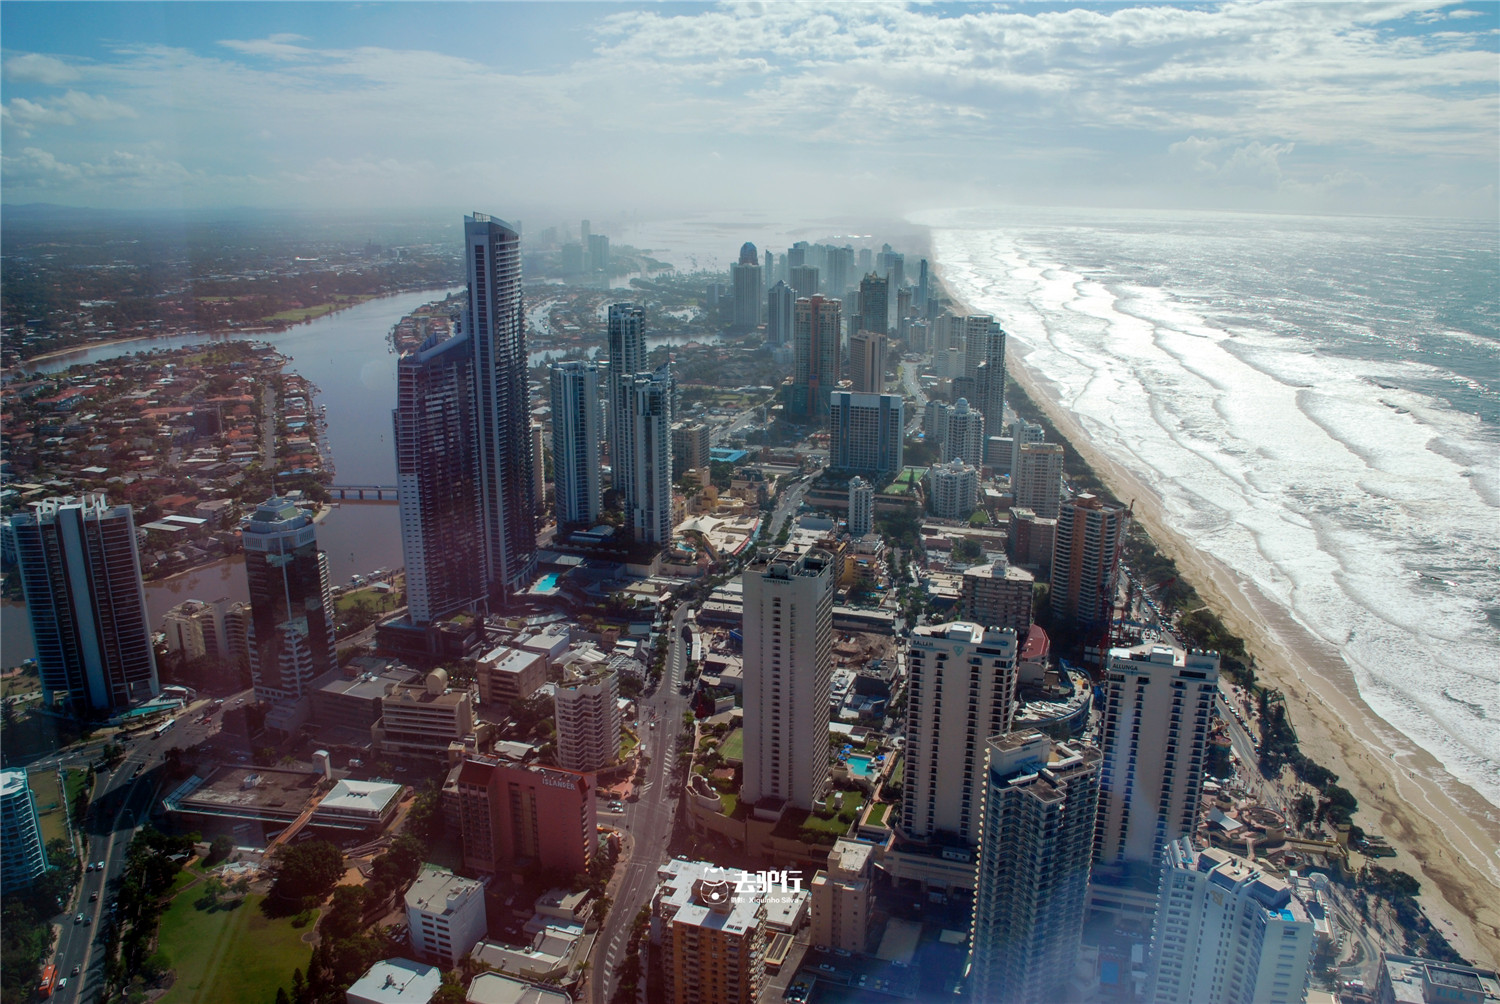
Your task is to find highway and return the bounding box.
[589,602,695,1004]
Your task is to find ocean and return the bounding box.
[922,206,1500,810]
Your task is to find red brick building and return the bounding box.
[456,757,596,879]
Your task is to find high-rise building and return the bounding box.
[0,769,49,889]
[743,545,834,813]
[554,664,622,772]
[652,858,768,1004]
[1051,493,1129,637]
[10,493,159,710]
[829,392,904,478]
[623,365,674,546]
[549,361,603,527]
[969,732,1101,1004]
[1013,442,1064,519]
[223,601,252,670]
[927,460,980,520]
[789,263,820,299]
[607,301,648,494]
[944,397,986,467]
[395,329,484,624]
[969,319,1007,433]
[1008,508,1056,577]
[960,557,1035,635]
[731,258,763,331]
[1094,642,1219,869]
[810,838,876,953]
[923,399,949,449]
[857,272,889,336]
[848,329,887,394]
[671,421,711,478]
[765,280,795,346]
[1008,419,1046,483]
[162,599,227,663]
[531,422,547,511]
[916,258,929,309]
[826,246,854,302]
[466,213,537,603]
[847,477,875,538]
[1147,839,1315,1004]
[791,295,842,421]
[901,622,1018,846]
[455,755,596,876]
[587,233,609,272]
[242,497,336,704]
[960,315,996,382]
[857,247,873,273]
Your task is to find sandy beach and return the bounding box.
[928,260,1500,964]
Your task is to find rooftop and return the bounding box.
[406,865,484,916]
[346,958,441,1004]
[464,972,573,1004]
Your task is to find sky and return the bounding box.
[2,1,1496,221]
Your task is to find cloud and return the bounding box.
[2,146,193,190]
[218,33,316,61]
[2,90,138,137]
[1170,136,1296,189]
[3,52,80,85]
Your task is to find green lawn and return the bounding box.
[28,769,69,845]
[156,891,310,1004]
[719,728,744,763]
[866,802,891,826]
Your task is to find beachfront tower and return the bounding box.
[549,361,603,528]
[858,272,889,336]
[242,497,337,704]
[944,397,986,468]
[1051,493,1129,639]
[1014,442,1064,520]
[9,493,159,711]
[395,328,484,625]
[465,213,537,604]
[743,545,835,814]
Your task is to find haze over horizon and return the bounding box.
[2,1,1497,222]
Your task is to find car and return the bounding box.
[95,860,105,870]
[72,965,80,975]
[86,862,95,872]
[83,915,91,924]
[89,892,98,901]
[57,978,67,989]
[75,913,84,923]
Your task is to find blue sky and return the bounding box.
[2,2,1496,219]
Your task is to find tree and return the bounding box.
[270,840,344,908]
[205,834,235,866]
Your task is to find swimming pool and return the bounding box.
[845,754,879,778]
[534,572,560,593]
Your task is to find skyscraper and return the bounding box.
[10,493,158,711]
[395,329,484,625]
[791,295,842,421]
[857,272,889,336]
[1094,642,1220,869]
[789,263,820,298]
[944,397,986,467]
[243,497,337,704]
[848,329,887,393]
[1051,493,1129,637]
[1008,419,1046,483]
[900,622,1019,847]
[1147,839,1315,1004]
[969,732,1101,1004]
[826,246,854,302]
[466,213,537,603]
[765,280,795,347]
[743,545,834,813]
[1013,442,1064,519]
[0,769,49,889]
[916,258,929,309]
[623,365,675,547]
[587,233,609,272]
[731,242,762,331]
[554,664,622,772]
[848,477,875,538]
[971,320,1007,448]
[549,361,603,527]
[829,391,904,478]
[927,460,980,519]
[607,301,648,496]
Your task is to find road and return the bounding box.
[589,603,695,1004]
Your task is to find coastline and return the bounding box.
[934,273,1500,966]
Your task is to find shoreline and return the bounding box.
[933,271,1500,966]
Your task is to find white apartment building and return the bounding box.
[943,397,985,468]
[1095,642,1220,869]
[405,864,488,968]
[549,361,603,526]
[1148,839,1315,1004]
[554,665,621,772]
[1008,418,1045,483]
[810,838,876,953]
[0,769,49,889]
[162,599,227,662]
[742,545,834,814]
[927,459,979,519]
[900,622,1019,846]
[847,477,875,538]
[623,366,674,547]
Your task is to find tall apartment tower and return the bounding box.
[826,245,854,302]
[848,477,875,538]
[652,859,768,1004]
[765,280,795,346]
[848,329,887,393]
[1013,442,1064,519]
[671,421,711,478]
[969,732,1102,1004]
[829,391,905,478]
[623,365,674,547]
[10,493,158,710]
[792,295,843,421]
[789,263,820,299]
[395,329,484,624]
[730,244,762,331]
[916,258,929,309]
[967,318,1007,434]
[242,497,336,704]
[927,460,980,520]
[465,213,537,603]
[162,599,228,662]
[960,556,1036,635]
[587,233,609,272]
[531,422,547,511]
[944,397,986,468]
[606,301,648,491]
[1008,419,1046,482]
[1052,493,1129,636]
[1095,642,1219,870]
[0,769,49,889]
[554,664,622,772]
[549,361,603,527]
[858,272,889,336]
[1148,839,1316,1004]
[743,546,835,813]
[900,622,1019,846]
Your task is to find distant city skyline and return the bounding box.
[2,2,1495,218]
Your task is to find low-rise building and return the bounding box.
[310,663,420,739]
[406,865,488,968]
[810,837,876,954]
[1376,953,1500,1004]
[311,779,403,832]
[476,645,547,707]
[346,958,441,1004]
[374,669,475,761]
[464,973,572,1004]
